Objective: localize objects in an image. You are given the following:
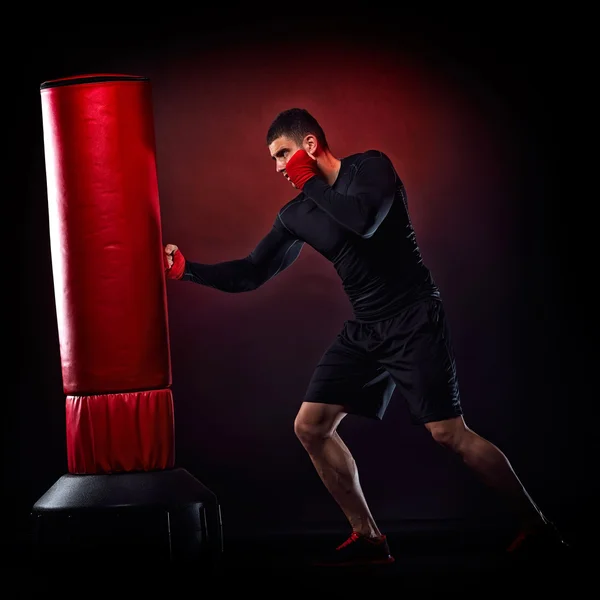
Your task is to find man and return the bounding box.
[164,108,566,566]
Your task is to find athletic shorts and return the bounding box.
[304,298,462,423]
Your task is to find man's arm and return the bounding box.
[182,217,303,292]
[303,152,397,238]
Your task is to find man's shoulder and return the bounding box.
[344,149,392,167]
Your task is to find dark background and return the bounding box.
[8,15,592,556]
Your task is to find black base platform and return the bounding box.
[30,467,223,567]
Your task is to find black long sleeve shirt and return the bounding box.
[183,150,439,322]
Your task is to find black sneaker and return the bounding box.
[313,531,395,567]
[506,521,570,559]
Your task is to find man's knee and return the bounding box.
[425,416,468,452]
[294,419,329,446]
[294,401,346,447]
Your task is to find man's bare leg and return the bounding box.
[294,401,381,538]
[425,416,547,532]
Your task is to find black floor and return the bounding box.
[7,519,587,591]
[221,524,581,586]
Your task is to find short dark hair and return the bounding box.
[266,108,328,149]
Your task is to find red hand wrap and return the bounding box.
[285,149,319,190]
[166,249,185,280]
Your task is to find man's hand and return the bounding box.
[285,149,319,190]
[164,244,185,280]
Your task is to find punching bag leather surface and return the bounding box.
[41,74,175,473]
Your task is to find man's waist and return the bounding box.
[349,288,440,323]
[344,272,439,322]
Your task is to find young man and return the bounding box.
[164,108,566,566]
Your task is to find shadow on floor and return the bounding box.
[7,518,586,591]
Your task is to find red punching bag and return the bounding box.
[31,74,222,566]
[41,73,174,474]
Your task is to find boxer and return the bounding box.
[164,108,568,566]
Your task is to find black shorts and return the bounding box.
[304,298,462,424]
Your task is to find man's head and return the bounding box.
[267,108,328,178]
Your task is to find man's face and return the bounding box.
[268,135,301,185]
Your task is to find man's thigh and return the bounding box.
[304,321,396,421]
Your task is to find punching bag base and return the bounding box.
[30,468,223,568]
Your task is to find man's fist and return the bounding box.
[164,244,185,280]
[285,149,319,190]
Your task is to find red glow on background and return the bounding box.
[151,46,516,293]
[125,39,523,498]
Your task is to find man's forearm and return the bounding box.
[303,177,391,238]
[183,258,264,292]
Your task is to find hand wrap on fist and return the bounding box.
[285,149,319,190]
[164,245,186,280]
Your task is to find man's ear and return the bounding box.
[303,134,319,159]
